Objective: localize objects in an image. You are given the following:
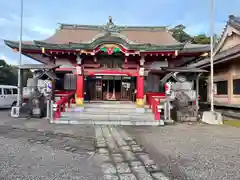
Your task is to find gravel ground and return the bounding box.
[2,109,240,179]
[0,109,11,125]
[0,119,103,180]
[125,123,240,180]
[0,137,102,180]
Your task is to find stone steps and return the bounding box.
[63,112,154,117]
[61,112,155,121]
[51,119,164,126]
[56,102,164,126]
[83,103,136,109]
[84,107,153,113]
[83,107,138,113]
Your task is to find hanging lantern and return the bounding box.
[175,50,178,56]
[41,47,45,54]
[140,57,145,66]
[165,82,171,95]
[76,55,82,65]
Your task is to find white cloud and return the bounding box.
[30,26,54,36]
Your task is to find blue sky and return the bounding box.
[0,0,239,65]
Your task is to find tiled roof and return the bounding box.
[188,15,240,68]
[188,44,240,68]
[44,23,180,46]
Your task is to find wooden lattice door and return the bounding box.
[121,79,132,101]
[95,79,103,100]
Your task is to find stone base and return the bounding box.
[135,108,145,113]
[158,120,165,126]
[74,107,84,112]
[202,111,223,125]
[164,119,174,124]
[11,106,20,118]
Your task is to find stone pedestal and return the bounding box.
[202,111,223,125]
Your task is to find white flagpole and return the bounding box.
[210,0,214,112]
[17,0,23,106]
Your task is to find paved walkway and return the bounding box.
[95,126,168,180]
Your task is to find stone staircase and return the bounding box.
[52,102,164,126]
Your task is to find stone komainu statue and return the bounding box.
[172,91,191,109]
[171,82,198,122]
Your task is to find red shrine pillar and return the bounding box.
[75,56,84,107]
[136,56,145,112]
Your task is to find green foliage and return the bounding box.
[170,24,192,43]
[192,34,210,44]
[0,59,33,86]
[0,59,18,85]
[170,24,216,44]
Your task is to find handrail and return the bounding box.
[54,91,75,119]
[146,93,165,108]
[148,95,161,120]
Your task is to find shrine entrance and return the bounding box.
[86,76,135,101]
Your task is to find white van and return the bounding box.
[0,85,18,108]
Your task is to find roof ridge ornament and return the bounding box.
[102,16,120,33]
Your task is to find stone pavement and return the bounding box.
[95,126,169,180]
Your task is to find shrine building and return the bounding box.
[5,17,210,112]
[188,15,240,106]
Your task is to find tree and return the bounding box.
[192,34,210,44]
[171,24,214,45]
[170,24,192,43]
[0,59,18,85]
[0,59,33,86]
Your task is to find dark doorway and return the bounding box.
[199,77,208,102]
[86,76,135,101]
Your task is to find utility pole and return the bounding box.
[17,0,23,107]
[210,0,214,112]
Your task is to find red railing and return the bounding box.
[54,91,75,119]
[146,92,165,108]
[55,90,75,103]
[146,93,165,120]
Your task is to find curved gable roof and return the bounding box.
[43,23,180,46]
[213,15,240,55]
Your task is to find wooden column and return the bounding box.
[136,55,145,110]
[136,75,144,107]
[75,56,84,107]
